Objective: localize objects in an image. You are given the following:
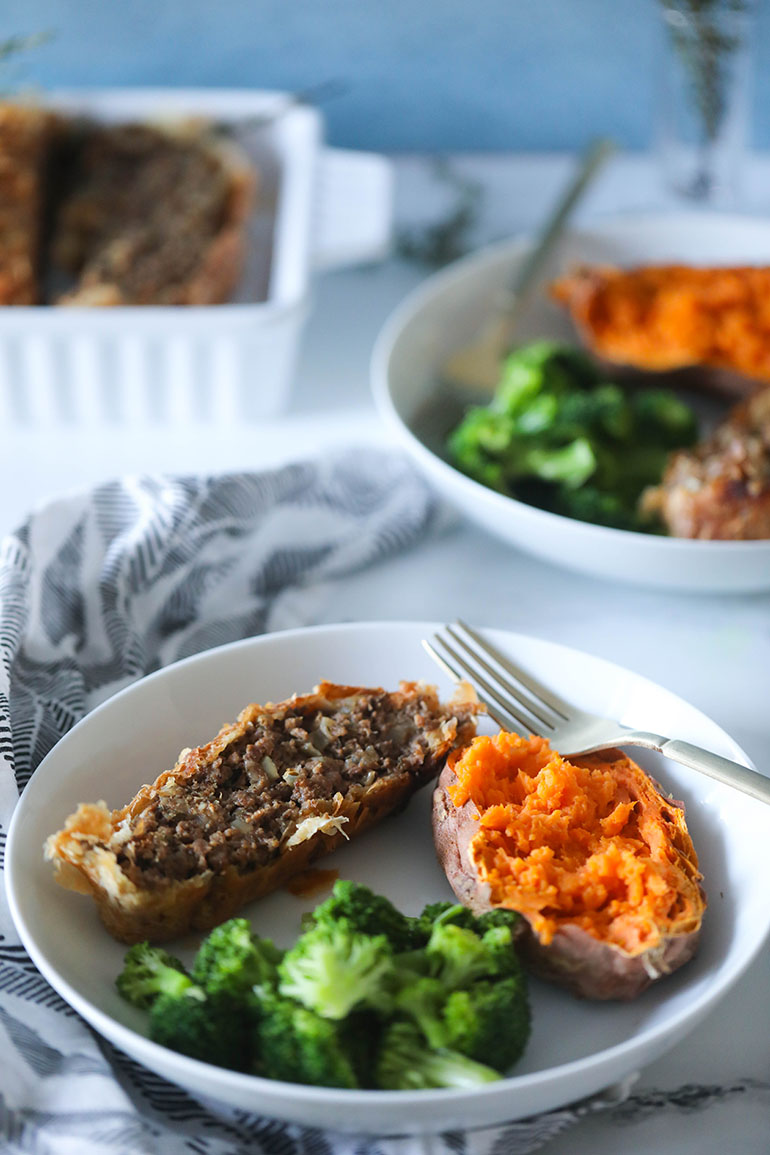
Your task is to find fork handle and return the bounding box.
[630,731,770,806]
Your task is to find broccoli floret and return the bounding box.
[492,341,599,417]
[419,902,522,937]
[474,908,522,935]
[442,976,531,1071]
[477,925,527,979]
[253,992,371,1088]
[192,917,283,997]
[375,1021,501,1090]
[546,383,632,442]
[393,975,449,1049]
[415,908,523,979]
[309,880,424,951]
[116,942,192,1010]
[149,986,251,1070]
[553,483,641,530]
[424,922,507,988]
[447,408,513,492]
[594,441,671,498]
[511,391,560,435]
[395,927,528,1065]
[418,901,479,934]
[506,436,597,488]
[631,388,698,447]
[395,972,530,1073]
[278,921,394,1020]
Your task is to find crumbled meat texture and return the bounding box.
[52,123,235,304]
[641,386,770,539]
[116,689,459,887]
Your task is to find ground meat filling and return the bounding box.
[116,690,455,888]
[52,124,233,304]
[641,385,770,539]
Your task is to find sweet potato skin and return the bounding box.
[432,758,704,1001]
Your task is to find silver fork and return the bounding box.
[423,620,770,807]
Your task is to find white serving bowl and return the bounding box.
[371,213,770,593]
[7,622,770,1132]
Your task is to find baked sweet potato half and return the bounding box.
[432,731,705,1000]
[550,263,770,397]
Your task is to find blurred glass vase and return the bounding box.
[657,0,752,204]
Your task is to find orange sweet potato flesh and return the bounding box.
[432,732,706,1000]
[550,264,770,393]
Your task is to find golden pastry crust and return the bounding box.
[0,102,59,305]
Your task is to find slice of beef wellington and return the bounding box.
[46,680,480,943]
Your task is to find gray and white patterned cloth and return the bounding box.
[0,447,747,1154]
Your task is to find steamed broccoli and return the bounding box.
[474,908,522,935]
[376,1021,501,1090]
[394,920,530,1071]
[424,922,502,988]
[394,972,530,1073]
[149,986,251,1070]
[551,481,641,530]
[278,921,394,1020]
[116,942,192,1009]
[117,941,252,1069]
[254,992,374,1088]
[418,901,479,935]
[491,340,600,417]
[423,919,524,986]
[115,884,532,1089]
[475,924,527,979]
[505,437,597,488]
[192,917,283,997]
[309,879,424,951]
[631,388,698,447]
[394,975,449,1049]
[446,339,698,533]
[442,976,531,1070]
[418,901,522,939]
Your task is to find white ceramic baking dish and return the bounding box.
[0,88,392,425]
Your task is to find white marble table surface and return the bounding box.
[3,152,770,1153]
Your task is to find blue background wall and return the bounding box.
[7,1,770,152]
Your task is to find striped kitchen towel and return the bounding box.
[0,447,634,1154]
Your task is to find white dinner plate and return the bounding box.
[371,212,770,592]
[7,621,770,1134]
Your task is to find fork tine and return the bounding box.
[446,623,558,731]
[423,636,550,737]
[455,620,573,721]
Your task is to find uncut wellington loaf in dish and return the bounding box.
[46,680,479,943]
[433,731,706,1000]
